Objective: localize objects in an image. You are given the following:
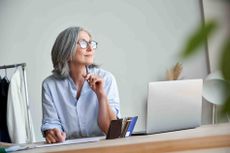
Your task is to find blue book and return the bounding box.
[125,116,138,137]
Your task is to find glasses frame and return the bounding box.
[77,39,98,49]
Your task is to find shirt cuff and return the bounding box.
[41,122,63,137]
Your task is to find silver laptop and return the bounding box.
[146,79,203,134]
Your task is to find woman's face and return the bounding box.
[72,31,95,66]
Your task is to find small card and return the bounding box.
[125,116,138,137]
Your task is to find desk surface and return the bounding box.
[13,123,230,153]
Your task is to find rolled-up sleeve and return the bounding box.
[41,81,63,136]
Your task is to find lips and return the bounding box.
[85,54,93,57]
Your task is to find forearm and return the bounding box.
[97,92,117,134]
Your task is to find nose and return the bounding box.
[86,44,94,52]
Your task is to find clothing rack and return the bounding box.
[0,63,26,69]
[0,63,33,143]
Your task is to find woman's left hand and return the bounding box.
[85,74,105,96]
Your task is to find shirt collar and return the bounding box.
[67,74,91,98]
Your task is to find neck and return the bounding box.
[69,63,87,85]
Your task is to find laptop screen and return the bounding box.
[146,79,203,134]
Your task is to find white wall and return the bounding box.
[0,0,211,141]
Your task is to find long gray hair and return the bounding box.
[51,26,91,78]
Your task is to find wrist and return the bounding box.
[96,91,107,101]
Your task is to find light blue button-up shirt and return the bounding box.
[41,67,120,139]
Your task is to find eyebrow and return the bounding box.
[79,39,92,42]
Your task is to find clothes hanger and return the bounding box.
[3,68,9,83]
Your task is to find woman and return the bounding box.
[41,27,120,144]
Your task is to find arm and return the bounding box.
[85,73,119,134]
[41,81,66,143]
[97,91,117,134]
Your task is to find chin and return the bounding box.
[85,61,93,66]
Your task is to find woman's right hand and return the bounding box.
[45,128,66,143]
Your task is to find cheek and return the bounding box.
[74,51,83,60]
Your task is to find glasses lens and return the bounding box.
[79,40,87,49]
[91,41,97,49]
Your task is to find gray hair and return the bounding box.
[51,26,91,78]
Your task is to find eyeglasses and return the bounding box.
[77,39,98,49]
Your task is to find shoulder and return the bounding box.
[42,75,54,85]
[42,74,65,88]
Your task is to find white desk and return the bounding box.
[5,123,230,153]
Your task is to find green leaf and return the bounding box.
[181,20,217,59]
[219,37,230,80]
[220,37,230,115]
[221,95,230,116]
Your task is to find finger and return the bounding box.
[93,77,104,88]
[90,78,97,88]
[46,133,56,143]
[45,130,55,143]
[92,77,100,85]
[88,75,95,83]
[53,128,65,142]
[49,130,59,140]
[89,75,98,83]
[85,74,92,80]
[45,137,51,144]
[60,132,66,142]
[86,75,94,87]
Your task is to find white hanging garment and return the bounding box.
[7,68,35,144]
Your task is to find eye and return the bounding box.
[79,40,88,48]
[91,41,98,49]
